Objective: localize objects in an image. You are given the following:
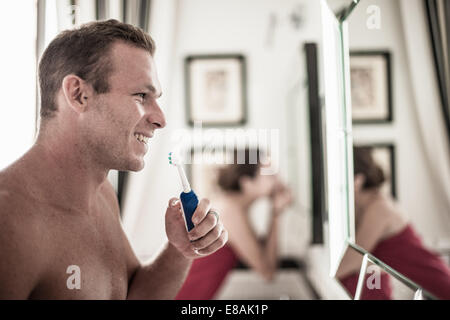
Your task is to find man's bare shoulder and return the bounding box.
[0,189,40,246]
[0,162,47,241]
[0,166,36,218]
[0,169,48,298]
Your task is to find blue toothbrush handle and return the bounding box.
[180,190,199,231]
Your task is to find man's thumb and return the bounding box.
[166,197,182,217]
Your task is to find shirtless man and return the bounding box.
[0,19,228,299]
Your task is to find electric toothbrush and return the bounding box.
[168,151,198,231]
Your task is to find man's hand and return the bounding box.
[165,198,228,259]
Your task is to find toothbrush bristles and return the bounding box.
[168,151,180,166]
[168,151,191,192]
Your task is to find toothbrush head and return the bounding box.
[168,151,182,166]
[169,151,192,193]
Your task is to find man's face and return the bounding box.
[82,41,166,172]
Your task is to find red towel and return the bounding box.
[339,271,392,300]
[339,224,450,299]
[175,245,238,300]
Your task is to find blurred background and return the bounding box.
[0,0,449,299]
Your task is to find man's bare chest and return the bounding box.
[29,205,131,299]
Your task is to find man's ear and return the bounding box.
[61,74,92,114]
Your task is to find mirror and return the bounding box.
[321,0,450,300]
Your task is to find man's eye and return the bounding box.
[135,93,147,101]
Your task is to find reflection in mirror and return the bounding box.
[336,145,450,299]
[324,0,450,299]
[339,245,436,300]
[390,273,422,300]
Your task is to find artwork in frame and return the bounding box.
[185,54,247,126]
[350,51,392,123]
[355,143,397,198]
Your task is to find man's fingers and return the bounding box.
[196,229,228,255]
[165,196,228,259]
[191,198,211,225]
[190,223,224,250]
[188,211,218,241]
[168,197,181,208]
[166,197,183,220]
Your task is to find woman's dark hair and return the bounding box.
[353,146,386,189]
[217,148,263,192]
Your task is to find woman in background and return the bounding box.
[175,149,293,300]
[337,147,450,300]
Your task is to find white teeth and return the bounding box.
[134,133,148,144]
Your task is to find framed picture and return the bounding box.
[185,54,247,126]
[350,51,392,123]
[355,143,397,198]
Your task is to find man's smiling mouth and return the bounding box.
[134,132,151,144]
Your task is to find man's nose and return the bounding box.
[146,101,166,129]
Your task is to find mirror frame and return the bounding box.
[320,0,356,277]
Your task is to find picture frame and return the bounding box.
[185,54,247,126]
[350,51,393,123]
[354,143,397,198]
